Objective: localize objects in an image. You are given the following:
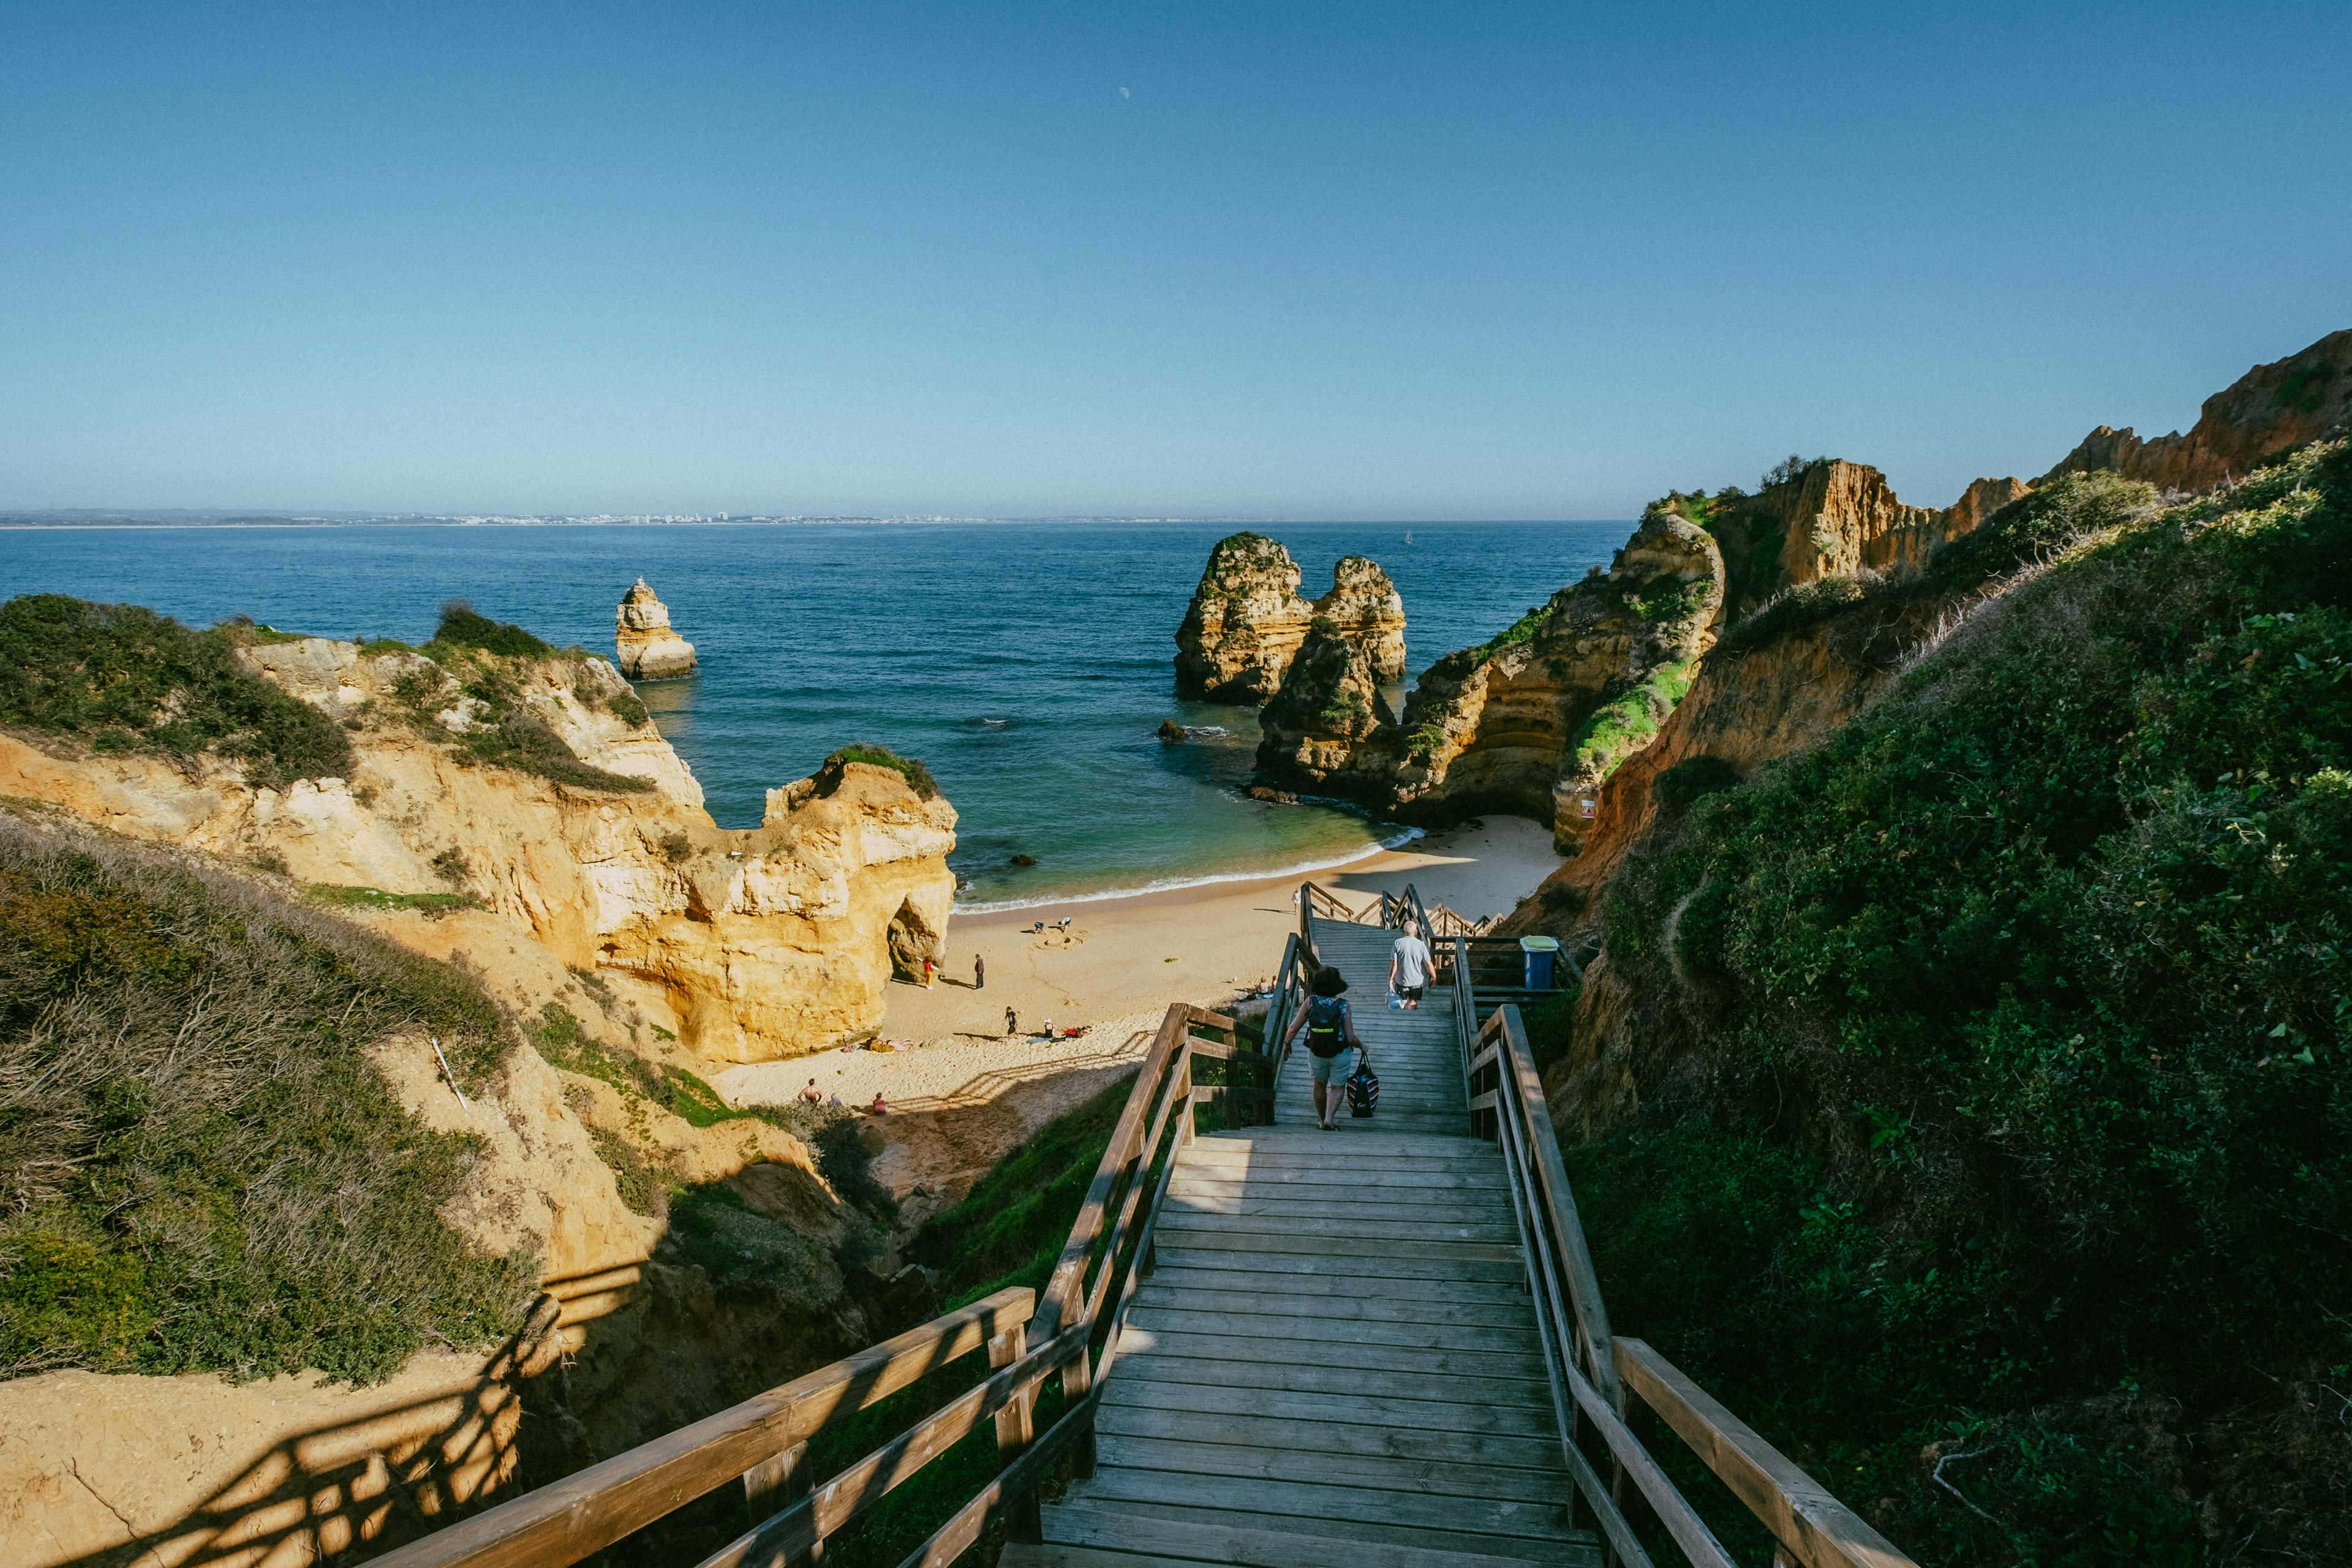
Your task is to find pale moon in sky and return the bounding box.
[1119,86,1130,98]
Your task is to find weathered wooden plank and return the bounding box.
[1164,1196,1513,1227]
[1096,1370,1560,1438]
[367,1288,1032,1568]
[1046,1499,1581,1567]
[1158,1211,1520,1244]
[1109,1350,1555,1409]
[1616,1338,1923,1568]
[1036,1503,1586,1568]
[694,1321,1089,1568]
[1141,1281,1539,1328]
[1093,1432,1572,1504]
[1114,1324,1545,1381]
[1169,1167,1506,1191]
[1039,1009,1186,1332]
[1094,1401,1567,1472]
[1076,1465,1577,1543]
[1495,1005,1619,1404]
[1146,1227,1521,1263]
[1150,1243,1523,1284]
[1125,1306,1539,1357]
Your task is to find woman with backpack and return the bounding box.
[1283,965,1368,1131]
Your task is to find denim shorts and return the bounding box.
[1309,1047,1357,1084]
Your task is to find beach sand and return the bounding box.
[715,816,1559,1218]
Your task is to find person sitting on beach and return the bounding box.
[1389,918,1433,1011]
[1283,966,1366,1131]
[798,1076,823,1104]
[868,1092,889,1116]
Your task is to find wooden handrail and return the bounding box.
[368,1288,1035,1568]
[1616,1340,1923,1568]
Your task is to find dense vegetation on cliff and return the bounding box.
[0,810,532,1382]
[1577,441,2352,1561]
[0,594,354,787]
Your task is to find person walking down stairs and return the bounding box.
[1281,966,1368,1131]
[1389,917,1432,1011]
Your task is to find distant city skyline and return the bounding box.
[2,2,2346,521]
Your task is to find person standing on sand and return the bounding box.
[921,956,937,989]
[1005,1006,1018,1036]
[1389,918,1433,1011]
[1283,967,1366,1131]
[974,954,985,989]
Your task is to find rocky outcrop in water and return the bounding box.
[1173,535,1404,703]
[615,578,697,679]
[0,635,953,1062]
[2038,328,2351,494]
[1256,509,1724,847]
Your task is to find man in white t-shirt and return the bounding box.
[1389,918,1433,1010]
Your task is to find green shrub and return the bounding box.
[0,595,354,790]
[1585,440,2352,1560]
[823,744,940,800]
[608,691,652,728]
[0,815,529,1384]
[456,713,653,793]
[429,600,553,658]
[1465,603,1553,665]
[1653,755,1743,813]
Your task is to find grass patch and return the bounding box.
[456,713,653,793]
[304,883,477,914]
[608,692,651,728]
[911,1073,1136,1306]
[823,744,940,800]
[0,814,530,1384]
[1569,657,1697,781]
[0,595,354,790]
[1464,602,1554,665]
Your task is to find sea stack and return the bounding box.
[614,578,696,679]
[1174,535,1407,704]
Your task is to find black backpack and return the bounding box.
[1305,995,1350,1055]
[1346,1063,1379,1118]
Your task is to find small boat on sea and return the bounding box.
[1403,530,1414,545]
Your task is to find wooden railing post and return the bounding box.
[990,1321,1040,1542]
[741,1439,809,1534]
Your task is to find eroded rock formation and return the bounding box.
[0,636,954,1062]
[1174,534,1404,703]
[2039,328,2351,494]
[1257,509,1723,847]
[616,578,697,679]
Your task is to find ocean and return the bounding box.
[0,520,1629,907]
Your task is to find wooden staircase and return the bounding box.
[1003,913,1599,1567]
[372,881,1920,1568]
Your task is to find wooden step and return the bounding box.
[1033,1500,1594,1568]
[1125,1305,1541,1359]
[1138,1281,1540,1330]
[1146,1264,1532,1308]
[1108,1351,1555,1411]
[1151,1245,1524,1284]
[1067,1468,1580,1550]
[1095,1401,1568,1474]
[1098,1371,1562,1438]
[1092,1433,1571,1506]
[1114,1325,1547,1382]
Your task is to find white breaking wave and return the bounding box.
[954,826,1426,914]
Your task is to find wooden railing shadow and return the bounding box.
[40,1267,647,1568]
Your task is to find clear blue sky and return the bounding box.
[2,2,2346,519]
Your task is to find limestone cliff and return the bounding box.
[2038,328,2351,494]
[1256,509,1723,848]
[0,633,954,1063]
[1174,534,1404,702]
[615,577,698,679]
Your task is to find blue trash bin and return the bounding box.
[1520,935,1560,990]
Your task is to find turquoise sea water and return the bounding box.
[0,521,1627,907]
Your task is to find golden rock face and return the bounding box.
[615,577,697,679]
[1173,533,1406,704]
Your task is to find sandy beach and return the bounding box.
[716,815,1558,1212]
